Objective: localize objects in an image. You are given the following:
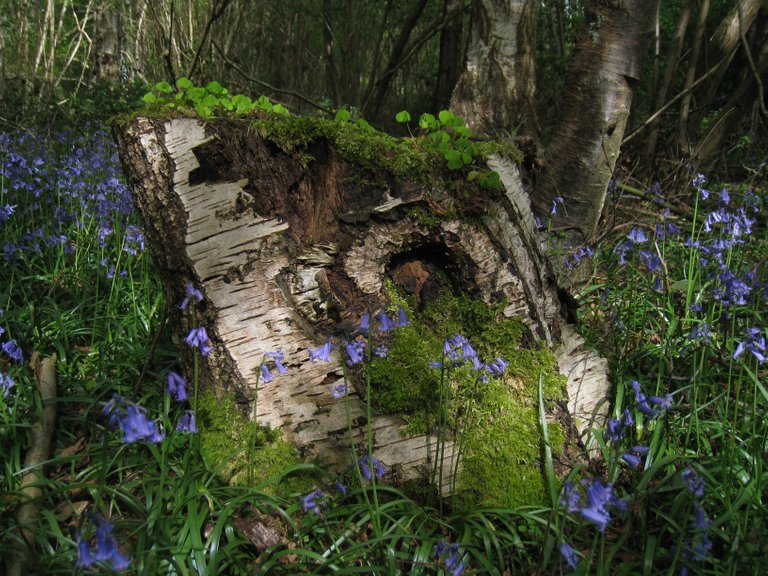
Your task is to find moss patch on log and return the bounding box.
[367,290,567,509]
[196,391,316,494]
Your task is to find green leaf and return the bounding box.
[438,110,454,124]
[176,77,193,90]
[155,81,173,93]
[272,103,289,115]
[142,92,157,104]
[395,110,411,123]
[232,94,253,113]
[186,87,207,103]
[334,109,351,122]
[356,118,373,131]
[206,81,224,94]
[419,113,437,131]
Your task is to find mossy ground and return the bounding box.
[367,290,567,509]
[195,391,317,495]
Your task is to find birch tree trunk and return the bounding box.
[113,114,608,490]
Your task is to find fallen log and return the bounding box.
[113,113,609,502]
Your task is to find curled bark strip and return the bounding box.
[8,352,58,576]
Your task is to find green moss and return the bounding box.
[366,291,566,509]
[196,391,316,495]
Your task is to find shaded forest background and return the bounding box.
[0,0,765,186]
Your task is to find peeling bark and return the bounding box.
[113,115,609,488]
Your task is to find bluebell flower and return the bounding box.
[2,339,23,364]
[605,418,623,445]
[485,357,508,376]
[733,327,766,363]
[179,282,204,310]
[176,410,198,433]
[185,327,212,356]
[681,466,705,499]
[649,393,674,410]
[559,542,579,570]
[434,541,465,576]
[688,322,711,343]
[551,196,564,215]
[358,454,386,482]
[120,404,165,444]
[565,245,594,270]
[373,344,389,358]
[331,383,348,399]
[358,313,370,335]
[309,340,333,363]
[1,372,15,399]
[344,339,365,366]
[396,306,409,327]
[0,203,15,224]
[301,489,325,515]
[692,502,710,531]
[265,349,288,375]
[77,515,131,571]
[621,452,642,469]
[377,310,395,332]
[260,363,274,384]
[335,481,347,495]
[580,480,615,532]
[559,481,581,513]
[627,228,648,244]
[166,371,188,402]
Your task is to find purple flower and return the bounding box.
[179,282,204,310]
[559,481,581,513]
[358,313,370,334]
[358,454,386,482]
[344,339,365,366]
[77,515,130,571]
[551,196,564,215]
[309,340,333,363]
[331,383,348,399]
[621,452,642,469]
[166,371,188,402]
[377,310,395,332]
[265,349,288,375]
[120,404,165,444]
[434,541,465,576]
[485,357,508,376]
[733,327,766,363]
[580,480,615,532]
[396,306,409,327]
[185,327,212,356]
[301,489,325,515]
[692,502,711,531]
[176,410,198,433]
[373,344,389,359]
[627,228,648,244]
[681,467,705,499]
[1,372,15,399]
[604,418,623,445]
[335,481,347,495]
[260,364,273,384]
[649,393,674,410]
[559,542,579,570]
[2,339,23,364]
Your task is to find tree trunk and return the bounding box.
[113,115,609,490]
[89,7,121,84]
[449,0,537,137]
[533,0,655,251]
[432,0,466,113]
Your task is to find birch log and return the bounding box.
[113,115,610,489]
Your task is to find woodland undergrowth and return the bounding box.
[0,121,766,575]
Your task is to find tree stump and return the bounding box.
[113,115,609,494]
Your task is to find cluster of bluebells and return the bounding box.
[103,394,165,444]
[167,371,198,433]
[0,130,139,274]
[76,514,130,571]
[430,333,507,382]
[559,380,672,570]
[678,466,712,574]
[433,540,465,576]
[358,454,387,482]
